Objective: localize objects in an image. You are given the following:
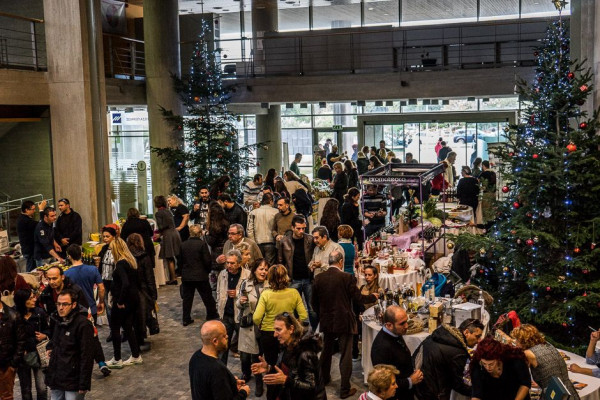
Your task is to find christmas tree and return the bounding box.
[152,19,265,202]
[454,4,600,350]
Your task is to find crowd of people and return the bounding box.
[0,139,535,400]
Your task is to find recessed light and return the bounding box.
[368,7,374,10]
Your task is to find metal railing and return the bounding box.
[103,33,145,79]
[0,194,53,242]
[0,12,46,71]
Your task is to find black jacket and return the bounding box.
[132,250,158,302]
[356,158,369,176]
[112,260,140,306]
[341,201,362,238]
[34,220,55,260]
[21,307,50,353]
[0,302,26,369]
[17,214,38,255]
[413,324,471,400]
[54,210,83,250]
[371,329,414,400]
[225,203,247,231]
[46,307,94,392]
[275,334,327,400]
[278,232,315,279]
[121,217,156,262]
[332,171,348,204]
[39,277,89,318]
[180,237,212,282]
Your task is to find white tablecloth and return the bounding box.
[361,306,429,383]
[358,257,426,291]
[562,349,600,400]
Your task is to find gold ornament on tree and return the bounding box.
[552,0,568,11]
[447,242,455,250]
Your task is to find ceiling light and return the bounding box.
[368,7,374,10]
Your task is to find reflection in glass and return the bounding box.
[312,2,361,30]
[401,0,477,24]
[479,0,519,20]
[364,0,399,27]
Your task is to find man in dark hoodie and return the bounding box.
[45,288,95,399]
[413,318,484,400]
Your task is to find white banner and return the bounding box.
[101,0,127,35]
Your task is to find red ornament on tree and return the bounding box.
[566,142,577,153]
[562,322,568,327]
[502,186,510,193]
[508,152,515,157]
[194,96,200,102]
[177,125,182,130]
[579,122,588,129]
[532,153,539,159]
[193,141,199,146]
[224,142,230,146]
[513,202,520,209]
[580,84,589,92]
[526,239,534,246]
[217,154,223,158]
[567,72,575,80]
[546,286,551,291]
[583,269,589,274]
[574,247,581,254]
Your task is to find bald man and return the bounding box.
[371,306,423,400]
[189,321,250,400]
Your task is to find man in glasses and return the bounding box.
[55,198,83,258]
[217,224,262,267]
[45,288,94,399]
[278,215,317,329]
[371,305,424,400]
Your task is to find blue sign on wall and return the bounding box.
[112,113,122,124]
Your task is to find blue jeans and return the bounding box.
[24,254,37,272]
[50,389,86,400]
[290,279,318,330]
[18,364,47,400]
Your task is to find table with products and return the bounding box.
[361,305,429,383]
[357,255,427,291]
[560,349,600,400]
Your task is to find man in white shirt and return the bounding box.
[247,193,279,265]
[308,226,343,276]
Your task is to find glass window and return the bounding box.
[279,8,309,32]
[480,97,519,110]
[282,129,313,178]
[312,2,361,30]
[479,0,519,20]
[107,108,152,217]
[364,0,399,27]
[401,0,477,24]
[281,116,311,128]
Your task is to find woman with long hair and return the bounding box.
[319,198,341,242]
[274,180,291,201]
[344,159,359,189]
[106,238,142,369]
[353,264,380,359]
[126,233,158,351]
[205,201,230,290]
[167,195,190,242]
[283,170,309,193]
[95,225,118,326]
[253,265,308,400]
[237,258,270,397]
[14,288,49,400]
[0,256,30,305]
[511,324,579,399]
[337,225,356,275]
[209,175,230,200]
[330,162,348,207]
[369,155,384,170]
[251,312,326,400]
[341,187,364,251]
[456,166,480,213]
[265,168,277,191]
[120,208,155,267]
[154,195,181,285]
[469,337,531,400]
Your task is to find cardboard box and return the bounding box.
[429,302,444,318]
[453,302,482,328]
[428,317,440,333]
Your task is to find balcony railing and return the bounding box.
[0,12,46,71]
[103,33,145,80]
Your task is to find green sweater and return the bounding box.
[253,288,308,331]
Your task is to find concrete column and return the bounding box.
[252,0,282,173]
[43,0,111,236]
[143,0,182,203]
[256,106,282,174]
[570,0,600,113]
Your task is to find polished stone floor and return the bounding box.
[15,282,365,399]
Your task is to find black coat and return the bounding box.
[121,217,156,262]
[274,335,327,400]
[311,267,376,334]
[133,251,158,302]
[46,307,94,392]
[456,176,480,212]
[21,307,50,353]
[371,329,414,400]
[356,158,369,176]
[225,203,247,231]
[54,210,83,250]
[112,260,140,306]
[413,324,471,400]
[332,171,348,205]
[180,237,212,282]
[17,214,38,255]
[341,201,361,238]
[0,302,26,369]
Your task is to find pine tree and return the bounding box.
[453,9,600,350]
[152,19,265,202]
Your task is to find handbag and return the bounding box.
[238,281,259,328]
[24,350,41,368]
[36,339,50,368]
